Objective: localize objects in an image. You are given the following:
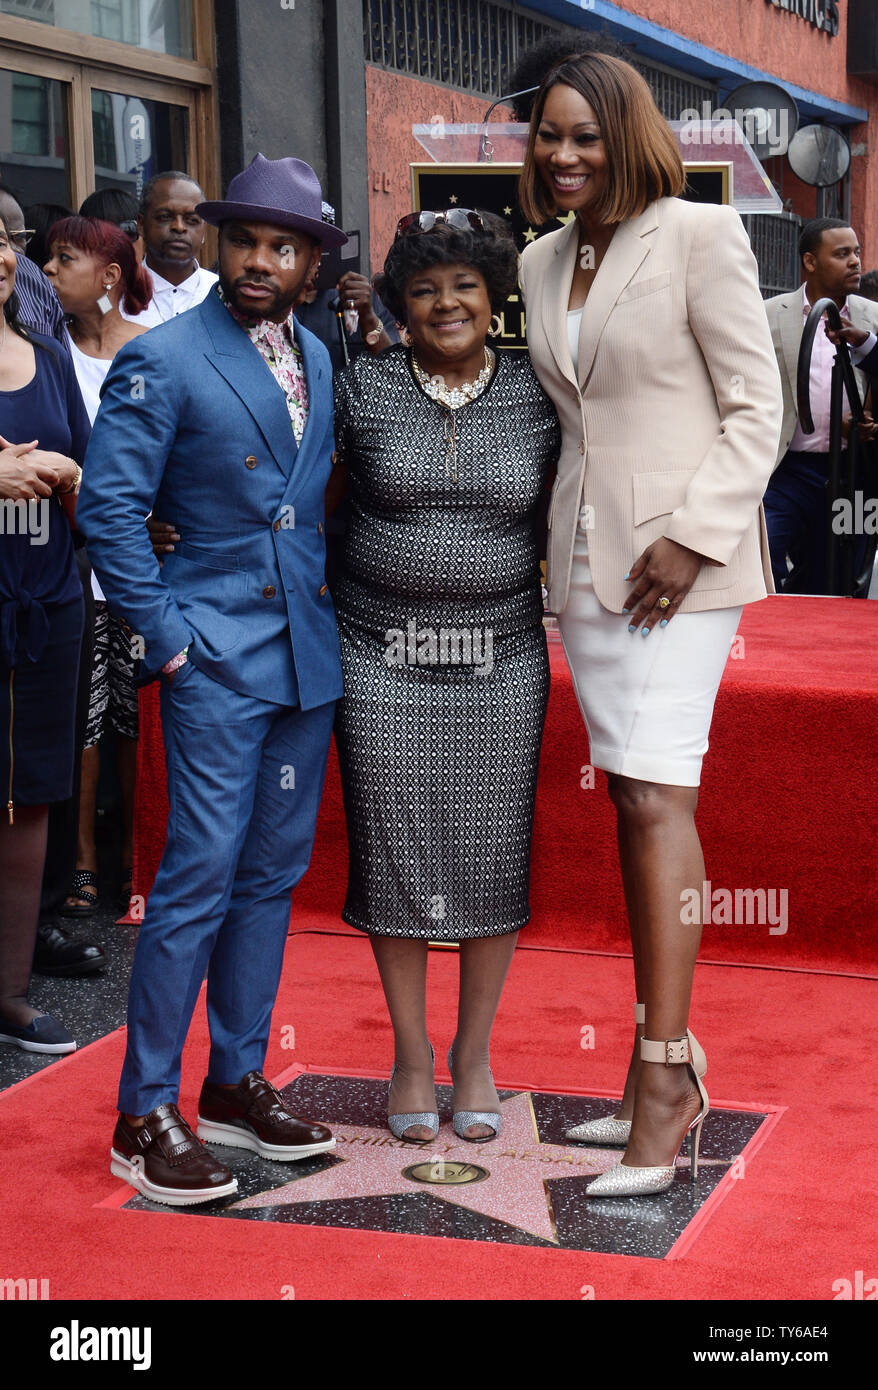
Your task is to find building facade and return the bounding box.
[363,0,878,292]
[2,0,877,294]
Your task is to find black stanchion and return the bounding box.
[796,296,864,595]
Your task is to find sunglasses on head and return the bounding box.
[394,208,485,241]
[119,219,139,240]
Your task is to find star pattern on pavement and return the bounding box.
[234,1091,623,1244]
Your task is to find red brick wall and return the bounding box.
[365,66,500,273]
[613,1,851,99]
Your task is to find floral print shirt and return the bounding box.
[219,285,309,444]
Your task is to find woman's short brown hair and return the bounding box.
[518,53,685,227]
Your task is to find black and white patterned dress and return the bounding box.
[332,345,560,939]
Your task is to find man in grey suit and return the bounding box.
[763,217,878,593]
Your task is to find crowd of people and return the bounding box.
[0,45,874,1209]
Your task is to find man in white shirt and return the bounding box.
[120,171,217,327]
[763,218,878,594]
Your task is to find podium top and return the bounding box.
[411,121,782,214]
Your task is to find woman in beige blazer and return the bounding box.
[518,53,783,1197]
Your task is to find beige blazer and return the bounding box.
[519,196,784,616]
[764,286,878,466]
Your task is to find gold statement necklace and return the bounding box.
[411,346,494,484]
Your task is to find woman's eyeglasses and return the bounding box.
[394,208,485,241]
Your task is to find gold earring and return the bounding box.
[400,325,412,346]
[489,314,502,338]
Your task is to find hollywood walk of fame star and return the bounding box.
[233,1091,628,1245]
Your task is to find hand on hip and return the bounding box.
[623,537,705,633]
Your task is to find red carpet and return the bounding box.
[132,595,878,974]
[1,931,875,1300]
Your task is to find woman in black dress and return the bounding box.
[330,212,560,1141]
[0,213,89,1054]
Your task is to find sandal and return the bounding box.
[447,1044,501,1142]
[61,869,99,918]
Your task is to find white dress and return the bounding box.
[557,307,742,787]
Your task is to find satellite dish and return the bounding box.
[725,81,798,162]
[787,124,851,186]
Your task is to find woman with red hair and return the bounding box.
[44,217,152,917]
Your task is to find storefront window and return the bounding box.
[0,67,69,206]
[0,0,193,59]
[91,87,188,200]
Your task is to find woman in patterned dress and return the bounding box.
[329,211,560,1142]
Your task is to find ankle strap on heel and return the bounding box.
[640,1036,690,1065]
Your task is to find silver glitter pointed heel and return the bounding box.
[387,1043,439,1142]
[585,1029,709,1198]
[566,1002,644,1145]
[447,1045,501,1142]
[567,1115,632,1146]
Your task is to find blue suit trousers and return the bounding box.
[117,660,335,1116]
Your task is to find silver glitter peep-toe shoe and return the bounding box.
[585,1030,709,1198]
[447,1045,501,1142]
[387,1043,439,1142]
[566,1002,644,1145]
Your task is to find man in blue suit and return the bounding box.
[77,155,346,1205]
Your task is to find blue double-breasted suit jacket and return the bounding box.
[77,285,343,710]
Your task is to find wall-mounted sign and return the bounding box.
[764,0,839,38]
[683,164,733,207]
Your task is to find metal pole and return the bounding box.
[330,298,350,368]
[843,404,858,594]
[826,355,844,594]
[797,297,865,595]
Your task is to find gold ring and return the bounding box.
[658,596,671,610]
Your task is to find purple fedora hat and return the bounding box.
[196,153,347,248]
